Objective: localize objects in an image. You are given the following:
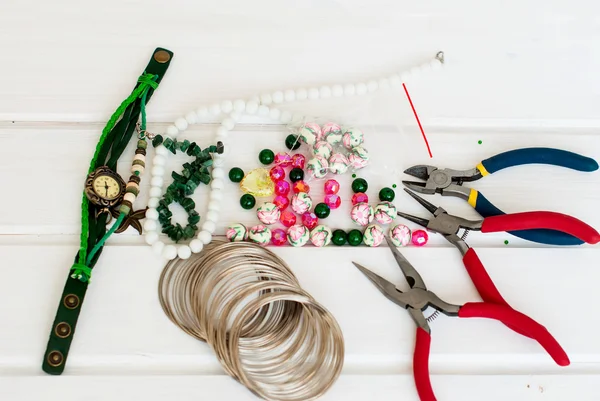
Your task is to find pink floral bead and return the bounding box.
[256,202,281,225]
[363,224,384,247]
[310,225,332,247]
[350,202,374,226]
[287,224,310,247]
[291,192,313,214]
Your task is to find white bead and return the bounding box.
[174,118,188,131]
[410,66,421,79]
[149,186,162,198]
[390,74,402,87]
[221,118,235,130]
[379,78,390,89]
[269,108,281,120]
[198,230,213,244]
[151,165,165,176]
[206,210,219,222]
[233,99,245,112]
[280,111,292,123]
[123,192,136,204]
[153,154,166,166]
[202,220,216,233]
[152,240,164,256]
[213,154,225,167]
[245,100,259,114]
[162,244,178,260]
[185,112,197,125]
[220,100,233,113]
[209,103,221,116]
[177,245,192,260]
[147,197,159,208]
[272,91,284,104]
[212,167,225,179]
[189,239,204,253]
[258,105,270,116]
[208,200,220,211]
[150,175,163,187]
[284,89,295,102]
[146,208,159,220]
[430,58,442,70]
[166,125,179,136]
[155,145,168,156]
[216,126,229,138]
[319,86,332,98]
[332,85,344,97]
[260,93,273,105]
[367,80,379,92]
[419,62,432,75]
[145,231,159,245]
[210,190,223,201]
[144,219,158,232]
[308,88,319,100]
[196,106,208,119]
[296,88,308,101]
[210,178,224,190]
[344,84,356,96]
[356,83,368,95]
[249,95,260,103]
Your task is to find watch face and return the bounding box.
[92,175,122,200]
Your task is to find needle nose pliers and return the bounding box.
[353,236,569,401]
[403,147,598,245]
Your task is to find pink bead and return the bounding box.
[273,195,290,210]
[351,192,369,205]
[270,165,286,181]
[280,210,297,227]
[274,180,291,196]
[291,154,306,169]
[301,212,319,230]
[293,180,310,193]
[274,152,292,167]
[324,179,340,195]
[324,194,341,209]
[412,229,429,246]
[271,228,287,246]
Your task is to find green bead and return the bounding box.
[259,149,275,165]
[331,229,347,246]
[229,167,245,183]
[137,139,148,149]
[379,187,395,202]
[240,194,256,209]
[314,203,330,218]
[289,168,304,182]
[347,229,363,246]
[285,134,301,150]
[152,135,163,147]
[351,178,368,193]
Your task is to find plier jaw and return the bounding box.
[403,165,481,200]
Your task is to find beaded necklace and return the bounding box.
[143,52,444,258]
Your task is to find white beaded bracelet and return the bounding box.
[143,52,444,260]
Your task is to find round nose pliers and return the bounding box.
[402,147,598,245]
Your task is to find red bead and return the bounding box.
[293,180,310,193]
[324,194,341,209]
[280,210,297,227]
[301,212,319,230]
[274,180,291,196]
[271,228,287,246]
[274,152,292,167]
[269,165,285,181]
[273,195,290,210]
[291,154,306,169]
[351,192,369,205]
[412,229,429,246]
[324,179,340,195]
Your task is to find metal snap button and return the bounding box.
[64,294,79,309]
[153,50,171,63]
[55,322,72,338]
[47,350,64,367]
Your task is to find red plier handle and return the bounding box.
[413,302,570,401]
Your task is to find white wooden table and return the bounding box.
[1,1,600,400]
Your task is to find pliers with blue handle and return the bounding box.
[403,147,599,246]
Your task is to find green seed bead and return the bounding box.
[285,134,301,150]
[331,229,347,246]
[351,178,368,193]
[240,194,256,210]
[137,139,147,149]
[314,203,330,218]
[347,229,363,246]
[228,167,245,183]
[259,149,275,165]
[379,187,395,202]
[289,168,304,182]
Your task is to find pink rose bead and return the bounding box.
[274,180,291,196]
[324,179,340,195]
[271,228,287,246]
[351,192,369,205]
[273,195,290,210]
[274,152,292,167]
[324,194,341,209]
[291,154,306,169]
[270,165,286,181]
[301,212,319,230]
[412,229,429,246]
[280,210,297,227]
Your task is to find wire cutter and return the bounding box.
[403,147,599,245]
[353,236,569,401]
